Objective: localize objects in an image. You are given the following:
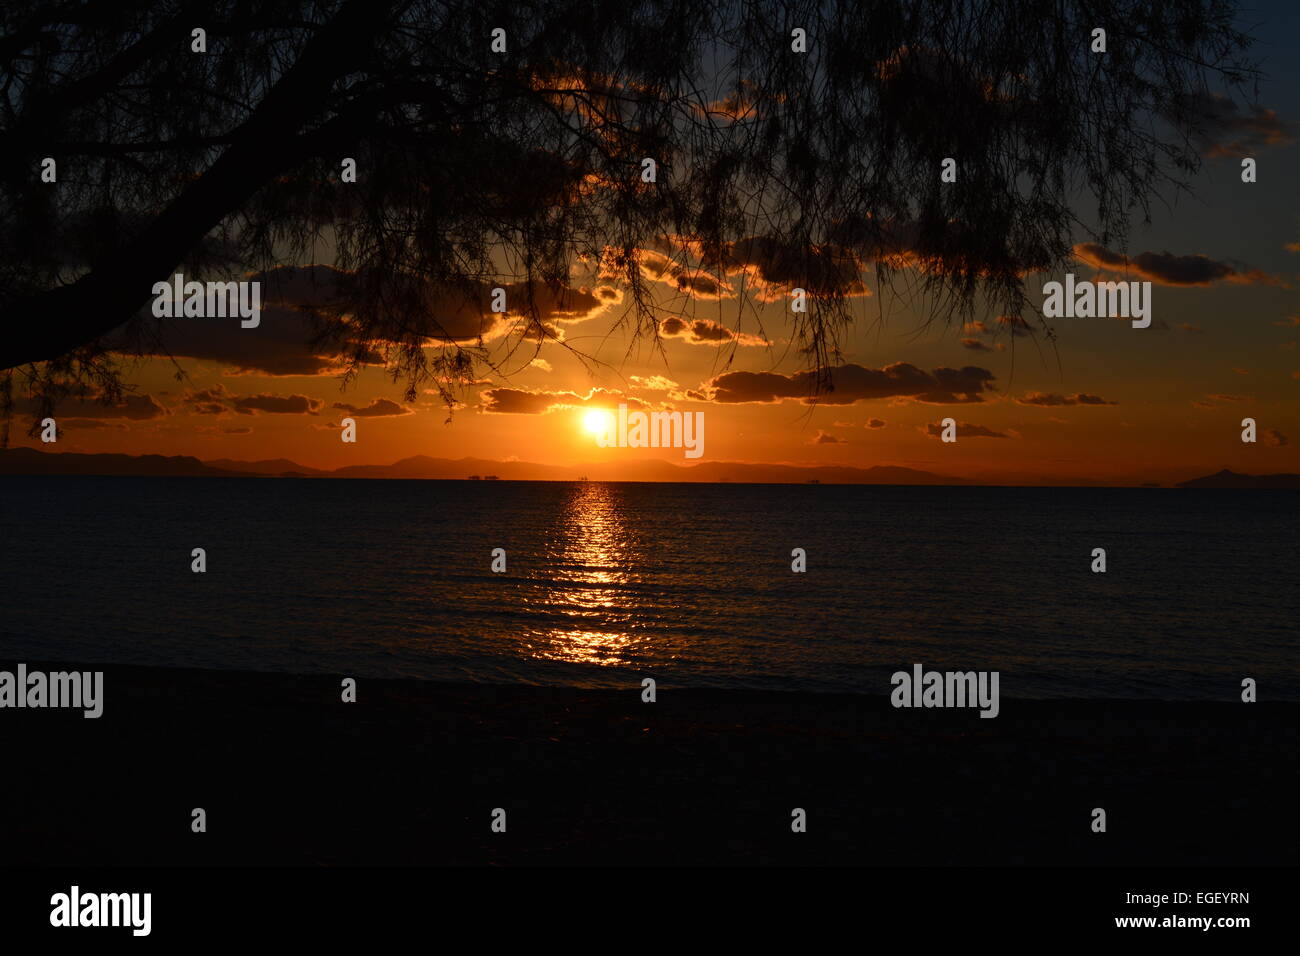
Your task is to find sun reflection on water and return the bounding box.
[528,482,641,667]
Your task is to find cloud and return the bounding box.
[332,399,414,417]
[181,383,323,416]
[56,418,129,431]
[1166,91,1293,158]
[194,424,254,436]
[997,315,1034,337]
[140,306,385,377]
[699,362,996,405]
[1016,392,1117,407]
[688,235,869,300]
[479,386,652,415]
[865,418,886,429]
[628,375,680,392]
[46,393,169,421]
[1264,428,1288,447]
[923,421,1008,439]
[144,265,621,377]
[529,358,553,372]
[825,214,1034,279]
[1074,243,1284,287]
[258,264,621,339]
[810,430,845,444]
[231,393,323,415]
[633,249,734,300]
[960,317,1022,347]
[1178,323,1204,334]
[693,80,763,121]
[659,317,766,347]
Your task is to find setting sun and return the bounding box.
[582,408,614,437]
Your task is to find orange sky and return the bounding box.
[20,235,1299,485]
[15,116,1300,485]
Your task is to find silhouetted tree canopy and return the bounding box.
[0,0,1259,436]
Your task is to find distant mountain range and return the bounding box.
[0,447,242,477]
[1,447,963,483]
[1174,469,1300,490]
[3,447,1298,487]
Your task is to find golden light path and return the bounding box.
[529,481,641,668]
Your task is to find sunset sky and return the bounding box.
[17,4,1300,486]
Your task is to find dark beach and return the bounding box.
[2,662,1293,866]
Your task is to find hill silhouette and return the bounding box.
[1,447,965,484]
[1176,469,1300,490]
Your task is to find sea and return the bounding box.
[1,477,1296,699]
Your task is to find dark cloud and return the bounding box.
[255,264,352,310]
[333,399,413,417]
[693,80,762,121]
[254,264,619,340]
[924,421,1008,439]
[56,418,129,431]
[480,386,651,415]
[231,393,323,415]
[634,250,733,299]
[996,315,1033,337]
[518,319,565,342]
[45,393,169,421]
[1016,392,1117,407]
[689,235,868,300]
[1166,91,1293,158]
[865,418,886,429]
[181,383,323,416]
[825,214,1019,278]
[141,306,385,377]
[960,317,1023,347]
[700,362,996,405]
[1074,243,1284,287]
[137,265,619,377]
[1264,428,1288,447]
[660,317,766,347]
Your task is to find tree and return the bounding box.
[0,0,1259,440]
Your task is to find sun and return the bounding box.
[582,408,614,437]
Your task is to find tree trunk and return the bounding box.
[0,0,389,371]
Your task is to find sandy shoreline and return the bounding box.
[2,661,1294,866]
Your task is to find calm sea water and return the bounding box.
[1,477,1296,699]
